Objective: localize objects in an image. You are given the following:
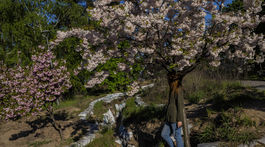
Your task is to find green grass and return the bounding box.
[187,90,206,104]
[86,127,115,147]
[54,99,79,110]
[157,141,166,147]
[188,78,265,145]
[93,101,108,120]
[28,140,51,147]
[195,109,258,144]
[54,94,107,111]
[122,97,140,119]
[210,86,265,111]
[139,76,169,105]
[122,98,165,125]
[181,69,254,105]
[187,80,246,105]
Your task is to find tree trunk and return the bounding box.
[47,106,63,140]
[167,73,191,147]
[56,95,62,105]
[179,87,190,147]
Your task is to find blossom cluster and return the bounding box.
[47,0,265,96]
[126,81,140,96]
[85,71,109,88]
[88,0,265,70]
[0,50,71,120]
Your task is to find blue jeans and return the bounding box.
[161,122,184,147]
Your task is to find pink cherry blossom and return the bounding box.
[0,50,71,120]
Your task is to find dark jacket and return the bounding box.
[165,88,184,123]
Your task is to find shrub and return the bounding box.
[187,90,206,104]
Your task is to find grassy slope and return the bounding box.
[2,70,264,147]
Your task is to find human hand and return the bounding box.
[177,121,182,128]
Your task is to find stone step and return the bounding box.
[197,135,265,147]
[197,142,220,147]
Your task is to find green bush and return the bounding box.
[187,90,206,103]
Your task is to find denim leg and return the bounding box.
[170,123,176,136]
[161,123,174,147]
[175,127,184,147]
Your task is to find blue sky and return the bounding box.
[205,0,233,25]
[48,0,234,24]
[120,0,234,5]
[124,0,234,22]
[225,0,233,5]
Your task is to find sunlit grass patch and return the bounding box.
[86,127,115,147]
[122,98,165,125]
[54,94,107,111]
[93,101,108,120]
[28,140,51,147]
[192,109,259,145]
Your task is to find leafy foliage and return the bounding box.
[0,0,52,66]
[222,0,265,80]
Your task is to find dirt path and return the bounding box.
[240,80,265,91]
[0,108,88,147]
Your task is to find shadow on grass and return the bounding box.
[122,105,165,147]
[9,110,70,141]
[186,103,208,119]
[70,119,98,142]
[87,88,111,96]
[208,87,265,112]
[123,105,165,125]
[9,109,99,143]
[188,87,265,145]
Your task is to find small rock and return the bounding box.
[257,136,265,144]
[135,96,145,106]
[119,125,130,141]
[69,123,98,147]
[78,93,124,120]
[157,104,165,107]
[128,131,133,139]
[78,112,88,120]
[197,142,220,147]
[238,142,256,147]
[103,109,116,125]
[181,123,193,135]
[115,139,122,145]
[115,103,126,112]
[141,83,154,90]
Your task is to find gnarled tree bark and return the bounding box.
[46,105,63,140]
